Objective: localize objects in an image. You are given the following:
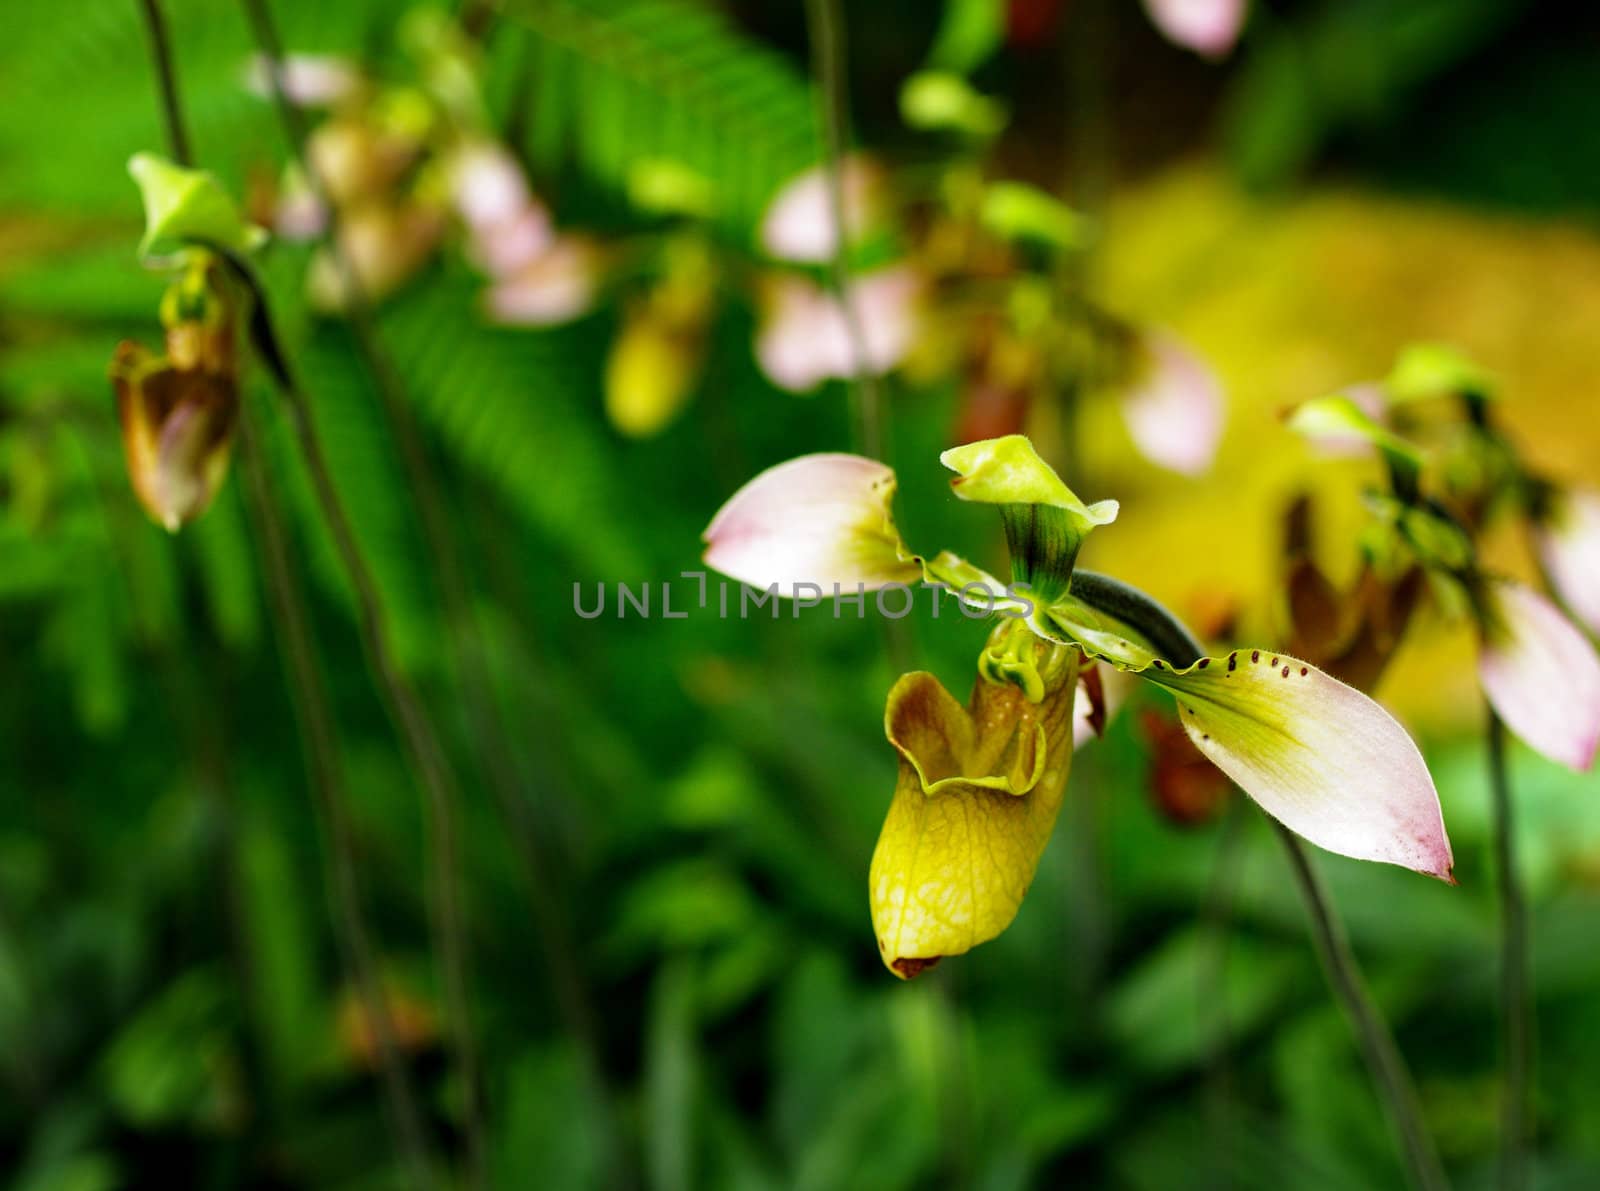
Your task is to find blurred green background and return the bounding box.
[3,0,1600,1187]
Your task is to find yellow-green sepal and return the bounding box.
[129,153,268,267]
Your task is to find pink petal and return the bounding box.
[1536,489,1600,637]
[469,205,555,279]
[1120,331,1224,475]
[452,143,532,231]
[482,237,598,326]
[702,454,919,594]
[1152,653,1454,878]
[245,53,361,107]
[1141,0,1247,58]
[1479,580,1600,771]
[759,156,881,264]
[755,267,919,392]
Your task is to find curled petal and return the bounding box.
[940,434,1118,525]
[759,156,882,264]
[702,454,922,594]
[482,237,599,327]
[1139,651,1454,879]
[871,644,1080,977]
[1536,489,1600,637]
[1479,580,1600,771]
[1141,0,1246,59]
[1120,331,1224,476]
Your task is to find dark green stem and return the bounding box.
[1069,572,1450,1191]
[136,0,192,166]
[238,411,440,1190]
[1487,708,1530,1191]
[130,5,435,1182]
[803,0,882,461]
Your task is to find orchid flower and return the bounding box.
[1288,390,1600,773]
[111,156,265,530]
[703,435,1453,977]
[1141,0,1247,59]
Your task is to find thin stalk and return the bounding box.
[1068,571,1449,1191]
[1487,707,1530,1191]
[803,0,883,461]
[238,411,440,1190]
[238,1,624,1180]
[136,0,191,166]
[129,6,436,1182]
[1275,823,1449,1191]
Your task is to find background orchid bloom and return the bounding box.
[703,435,1455,976]
[1537,489,1600,636]
[1478,580,1600,772]
[755,266,920,393]
[482,236,601,327]
[1142,0,1247,59]
[1120,331,1225,476]
[243,53,361,108]
[759,155,884,264]
[451,141,556,279]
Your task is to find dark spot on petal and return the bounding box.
[1271,656,1279,668]
[891,956,942,979]
[1281,665,1291,677]
[1300,667,1308,676]
[1251,650,1260,663]
[1153,659,1166,669]
[1228,653,1237,672]
[1198,658,1210,669]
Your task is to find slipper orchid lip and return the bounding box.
[701,453,923,594]
[1478,579,1600,772]
[1536,489,1600,637]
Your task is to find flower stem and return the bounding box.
[135,0,191,167]
[1273,821,1449,1191]
[1068,572,1449,1190]
[803,0,883,462]
[1487,707,1531,1191]
[131,6,436,1184]
[238,410,440,1190]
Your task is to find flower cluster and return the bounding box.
[1288,344,1600,772]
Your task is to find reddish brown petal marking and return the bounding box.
[1282,665,1291,677]
[1227,652,1238,672]
[1300,666,1308,676]
[1251,650,1260,663]
[1197,658,1210,669]
[891,956,943,979]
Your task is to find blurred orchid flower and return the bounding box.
[1478,580,1600,772]
[450,141,556,278]
[109,262,240,532]
[307,202,444,311]
[759,155,885,264]
[244,53,361,108]
[1120,331,1224,475]
[1142,0,1247,59]
[1536,489,1600,637]
[756,265,920,392]
[482,236,601,327]
[704,435,1454,976]
[605,238,717,438]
